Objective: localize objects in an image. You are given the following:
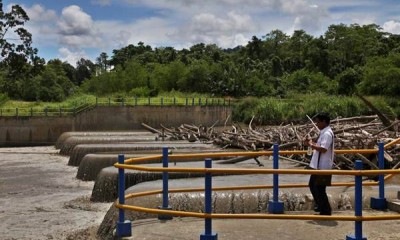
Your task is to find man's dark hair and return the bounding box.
[314,112,330,125]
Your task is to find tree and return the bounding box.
[359,53,400,96]
[0,1,36,64]
[336,67,362,95]
[75,58,95,86]
[0,1,39,98]
[95,52,109,74]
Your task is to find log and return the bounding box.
[356,94,395,130]
[141,123,163,135]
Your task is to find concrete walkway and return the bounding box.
[128,210,400,240]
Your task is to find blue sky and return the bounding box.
[4,0,400,65]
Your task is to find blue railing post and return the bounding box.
[200,158,218,240]
[268,144,284,214]
[158,147,173,220]
[370,142,387,210]
[346,160,367,240]
[116,154,132,237]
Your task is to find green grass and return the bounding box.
[232,94,398,124]
[0,92,228,116]
[1,92,398,121]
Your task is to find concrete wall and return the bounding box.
[0,106,231,147]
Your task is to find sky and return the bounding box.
[4,0,400,65]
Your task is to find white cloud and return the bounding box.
[58,5,95,36]
[25,4,58,22]
[58,47,89,66]
[383,20,400,34]
[170,11,256,48]
[57,5,103,48]
[95,17,175,49]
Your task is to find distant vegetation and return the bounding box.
[1,2,399,122]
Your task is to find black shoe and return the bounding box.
[319,212,332,216]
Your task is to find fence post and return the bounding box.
[45,107,48,117]
[185,97,188,106]
[205,98,208,106]
[370,142,387,210]
[346,160,367,240]
[158,147,173,220]
[30,108,33,117]
[192,97,195,106]
[96,97,98,106]
[200,158,218,240]
[161,97,164,106]
[268,143,284,214]
[116,154,132,237]
[173,97,176,105]
[15,108,18,117]
[121,98,124,107]
[59,108,62,116]
[199,98,202,106]
[148,96,151,105]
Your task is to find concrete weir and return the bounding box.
[59,135,157,155]
[89,156,310,203]
[91,166,215,202]
[67,142,215,166]
[55,131,152,149]
[77,150,231,181]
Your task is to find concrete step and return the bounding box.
[387,199,400,213]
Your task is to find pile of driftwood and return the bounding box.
[141,115,400,170]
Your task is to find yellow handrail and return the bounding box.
[114,137,400,223]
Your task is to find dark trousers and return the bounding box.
[309,175,332,214]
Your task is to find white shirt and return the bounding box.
[309,126,334,170]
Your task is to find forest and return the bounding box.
[1,2,400,122]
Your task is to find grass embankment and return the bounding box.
[232,94,400,124]
[1,93,398,122]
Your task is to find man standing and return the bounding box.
[305,113,334,215]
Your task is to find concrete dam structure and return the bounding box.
[0,105,231,147]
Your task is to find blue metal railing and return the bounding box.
[116,143,392,239]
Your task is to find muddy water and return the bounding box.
[0,147,111,240]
